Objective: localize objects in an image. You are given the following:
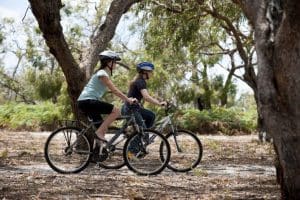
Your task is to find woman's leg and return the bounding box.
[96,107,121,140]
[78,99,116,140]
[140,108,156,128]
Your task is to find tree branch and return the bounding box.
[150,0,182,13]
[0,70,35,104]
[202,6,249,66]
[82,0,142,78]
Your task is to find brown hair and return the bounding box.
[99,59,112,70]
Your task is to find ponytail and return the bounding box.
[129,74,143,89]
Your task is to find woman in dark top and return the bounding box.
[122,61,167,129]
[122,62,166,156]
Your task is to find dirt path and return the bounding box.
[0,131,280,199]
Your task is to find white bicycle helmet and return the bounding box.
[99,50,121,61]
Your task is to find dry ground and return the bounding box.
[0,131,280,199]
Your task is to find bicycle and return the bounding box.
[155,102,203,172]
[44,106,171,176]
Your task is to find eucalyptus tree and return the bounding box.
[234,0,300,198]
[137,0,252,108]
[137,0,271,141]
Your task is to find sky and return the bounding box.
[0,0,28,19]
[0,0,252,96]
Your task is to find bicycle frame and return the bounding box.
[72,111,146,153]
[153,109,183,152]
[45,107,172,175]
[155,115,176,133]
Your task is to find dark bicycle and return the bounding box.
[44,107,171,176]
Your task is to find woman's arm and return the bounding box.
[100,76,131,103]
[141,89,166,106]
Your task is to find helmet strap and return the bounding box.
[108,60,114,76]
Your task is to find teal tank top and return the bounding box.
[77,70,109,101]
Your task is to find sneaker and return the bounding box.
[90,143,100,163]
[127,149,147,161]
[91,140,108,163]
[127,151,139,161]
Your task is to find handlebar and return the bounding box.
[164,101,176,116]
[125,100,176,116]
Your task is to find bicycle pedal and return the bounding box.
[91,145,108,162]
[96,162,101,168]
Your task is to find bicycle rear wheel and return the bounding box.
[97,127,127,169]
[124,129,170,176]
[165,129,203,172]
[44,127,91,174]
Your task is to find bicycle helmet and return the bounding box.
[99,50,121,61]
[136,62,155,72]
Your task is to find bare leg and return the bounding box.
[96,107,120,140]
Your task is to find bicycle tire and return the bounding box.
[164,129,203,172]
[123,129,170,176]
[97,127,127,169]
[44,127,91,174]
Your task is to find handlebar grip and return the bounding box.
[132,99,138,104]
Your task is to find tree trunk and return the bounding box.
[202,64,212,109]
[254,89,272,142]
[80,0,142,78]
[28,0,86,119]
[220,68,234,107]
[235,0,300,198]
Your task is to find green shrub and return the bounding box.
[0,101,257,135]
[175,106,257,135]
[0,102,67,131]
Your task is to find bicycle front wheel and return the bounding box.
[124,129,170,176]
[97,127,127,169]
[44,127,91,174]
[165,129,203,172]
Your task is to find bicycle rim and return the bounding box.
[97,127,126,169]
[165,130,203,172]
[124,129,170,176]
[44,127,91,174]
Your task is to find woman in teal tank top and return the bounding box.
[77,50,136,142]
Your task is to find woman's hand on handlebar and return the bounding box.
[159,101,167,107]
[127,97,138,105]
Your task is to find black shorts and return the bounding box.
[77,99,114,122]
